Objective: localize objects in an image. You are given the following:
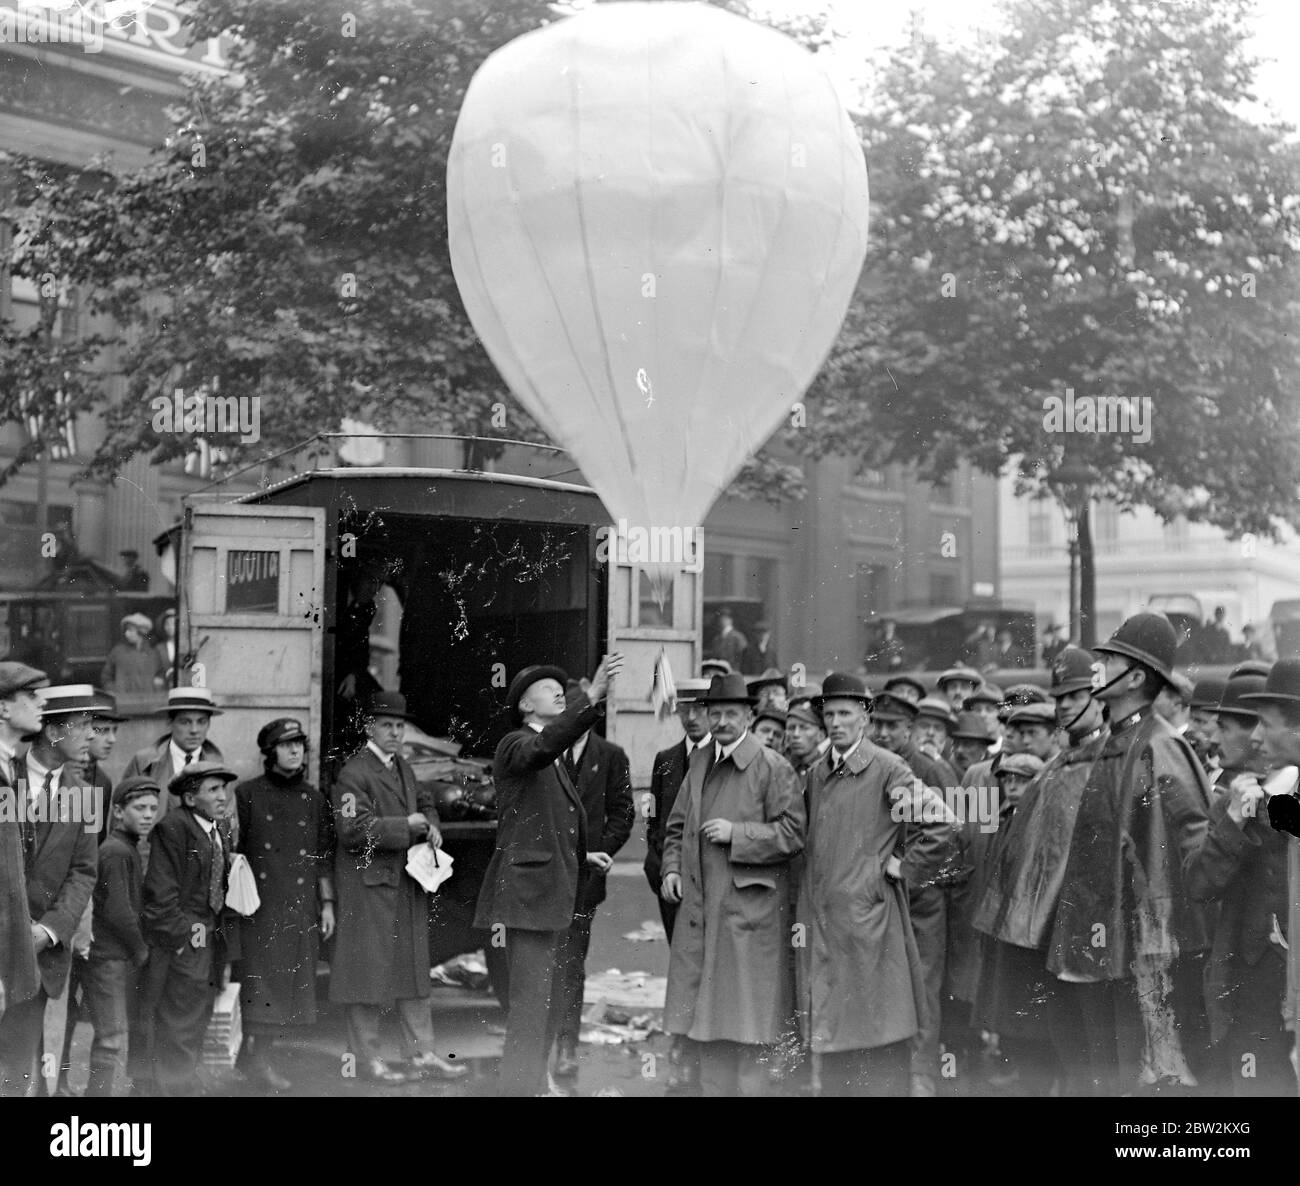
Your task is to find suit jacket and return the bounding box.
[141,804,235,959]
[567,732,634,913]
[123,737,228,842]
[15,762,99,997]
[0,762,40,1008]
[645,739,690,893]
[474,696,599,933]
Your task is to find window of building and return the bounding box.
[703,551,733,599]
[1094,500,1120,548]
[1028,501,1054,550]
[930,572,959,605]
[857,562,888,658]
[0,501,75,590]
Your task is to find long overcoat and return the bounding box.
[797,740,947,1052]
[329,747,437,1005]
[235,768,335,1027]
[661,732,804,1045]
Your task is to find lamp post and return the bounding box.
[1047,459,1098,649]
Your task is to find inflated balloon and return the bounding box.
[447,0,869,576]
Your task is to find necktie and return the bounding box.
[184,750,195,766]
[208,827,224,915]
[565,748,579,782]
[830,752,842,774]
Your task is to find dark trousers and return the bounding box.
[908,884,946,1084]
[553,908,595,1050]
[820,1040,911,1097]
[0,987,48,1097]
[1218,954,1293,1096]
[345,998,435,1065]
[82,957,136,1097]
[137,941,220,1096]
[697,1040,772,1097]
[1050,978,1143,1096]
[498,928,563,1096]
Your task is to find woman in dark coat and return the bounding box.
[234,718,335,1090]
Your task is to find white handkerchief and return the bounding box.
[406,843,454,893]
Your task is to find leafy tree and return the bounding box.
[795,0,1300,642]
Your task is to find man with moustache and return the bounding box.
[1047,613,1214,1095]
[797,673,950,1095]
[0,684,100,1095]
[1189,676,1227,782]
[1182,667,1293,1095]
[661,672,805,1096]
[476,655,623,1096]
[0,664,45,1040]
[974,646,1109,1096]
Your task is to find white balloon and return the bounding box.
[448,0,869,553]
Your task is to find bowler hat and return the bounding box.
[1242,658,1300,709]
[1230,660,1271,679]
[1093,611,1178,684]
[1190,675,1228,711]
[699,672,757,705]
[1050,646,1097,697]
[813,672,873,711]
[112,776,162,809]
[882,675,926,704]
[915,697,957,728]
[937,665,982,690]
[169,761,238,796]
[1216,673,1266,720]
[506,665,570,719]
[364,689,417,722]
[871,693,917,721]
[257,717,310,751]
[952,711,996,744]
[0,662,49,698]
[168,687,222,716]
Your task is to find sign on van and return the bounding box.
[226,550,280,613]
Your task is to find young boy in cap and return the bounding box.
[753,705,787,750]
[233,718,336,1090]
[83,777,158,1096]
[101,614,163,695]
[137,761,239,1096]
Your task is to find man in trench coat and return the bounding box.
[797,672,951,1096]
[330,691,465,1084]
[661,671,805,1097]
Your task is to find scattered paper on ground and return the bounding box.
[622,919,667,943]
[583,968,667,1012]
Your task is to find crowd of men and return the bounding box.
[645,611,1300,1096]
[3,605,1300,1098]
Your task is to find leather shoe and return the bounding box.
[362,1059,410,1085]
[554,1041,580,1079]
[408,1052,468,1081]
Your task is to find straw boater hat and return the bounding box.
[36,685,112,717]
[121,613,153,633]
[674,678,711,703]
[167,686,222,716]
[700,658,733,679]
